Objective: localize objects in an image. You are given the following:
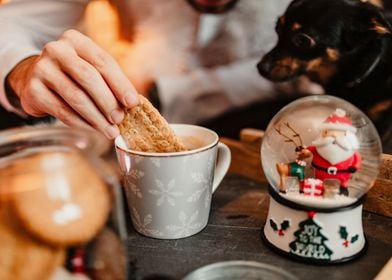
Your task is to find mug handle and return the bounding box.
[212,142,231,193]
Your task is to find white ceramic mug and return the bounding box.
[115,124,231,239]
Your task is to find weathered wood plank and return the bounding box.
[366,174,392,217]
[239,128,264,150]
[220,137,265,184]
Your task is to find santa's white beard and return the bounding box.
[312,134,359,164]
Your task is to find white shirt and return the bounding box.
[0,0,323,124]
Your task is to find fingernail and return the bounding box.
[110,108,124,124]
[124,94,139,107]
[105,125,120,140]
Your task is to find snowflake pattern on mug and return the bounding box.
[130,207,163,237]
[187,156,213,208]
[166,211,202,238]
[128,169,145,179]
[150,158,161,167]
[149,179,183,206]
[124,176,143,199]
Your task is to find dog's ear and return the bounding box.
[344,5,392,49]
[369,15,392,35]
[288,0,306,9]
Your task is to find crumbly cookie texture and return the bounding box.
[119,95,186,152]
[8,151,111,247]
[0,200,66,280]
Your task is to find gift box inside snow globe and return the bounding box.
[260,95,382,264]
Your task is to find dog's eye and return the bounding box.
[292,33,316,49]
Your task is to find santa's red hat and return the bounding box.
[321,108,357,133]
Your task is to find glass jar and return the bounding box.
[0,125,127,280]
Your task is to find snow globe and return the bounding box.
[261,95,382,264]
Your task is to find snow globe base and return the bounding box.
[261,186,367,265]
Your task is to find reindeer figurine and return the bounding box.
[275,123,312,193]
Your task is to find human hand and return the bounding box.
[7,29,139,139]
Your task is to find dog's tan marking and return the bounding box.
[271,56,302,78]
[292,22,302,31]
[306,56,338,85]
[368,100,392,121]
[280,57,301,73]
[371,18,391,35]
[280,57,301,69]
[326,48,340,61]
[307,58,322,70]
[367,0,383,8]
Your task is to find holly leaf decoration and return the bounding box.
[270,219,278,231]
[339,226,348,240]
[351,234,359,244]
[281,220,290,230]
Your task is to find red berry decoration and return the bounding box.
[308,211,316,219]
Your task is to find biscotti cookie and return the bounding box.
[119,95,186,152]
[5,150,111,247]
[0,202,66,280]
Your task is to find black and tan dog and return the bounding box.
[257,0,392,146]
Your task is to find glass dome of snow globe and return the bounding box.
[261,95,382,209]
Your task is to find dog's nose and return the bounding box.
[257,58,273,78]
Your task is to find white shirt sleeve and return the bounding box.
[156,57,324,124]
[0,0,89,114]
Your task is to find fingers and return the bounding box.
[60,29,139,107]
[21,81,91,131]
[37,60,120,139]
[17,29,139,140]
[42,41,125,125]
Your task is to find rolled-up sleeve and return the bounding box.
[0,0,89,113]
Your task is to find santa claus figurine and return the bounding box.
[300,108,361,196]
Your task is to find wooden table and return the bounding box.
[125,174,392,280]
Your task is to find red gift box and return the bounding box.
[303,178,324,197]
